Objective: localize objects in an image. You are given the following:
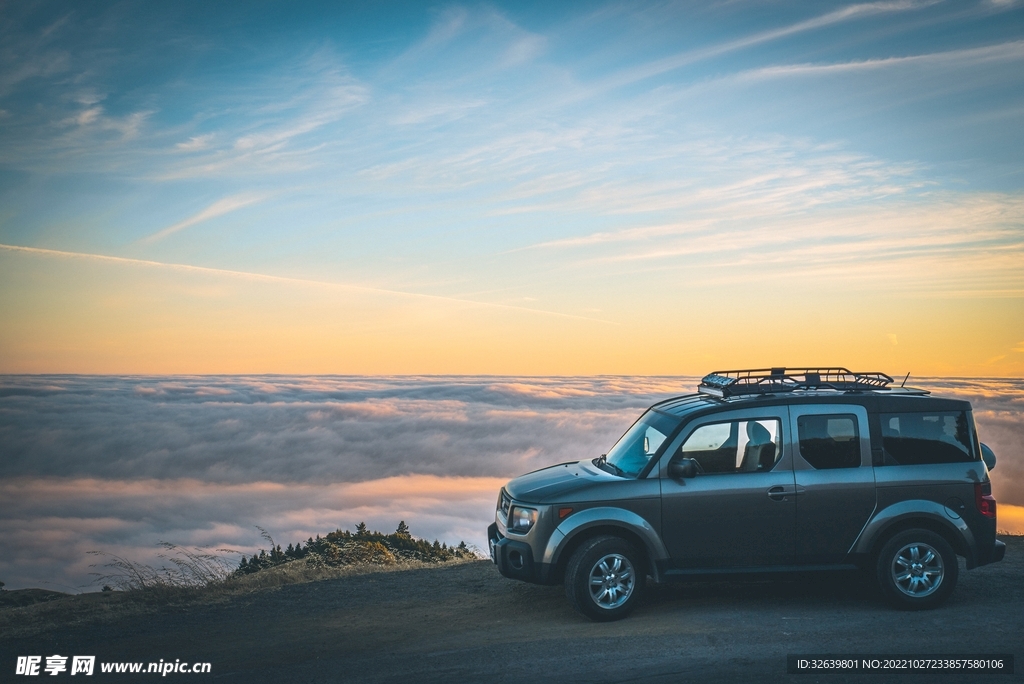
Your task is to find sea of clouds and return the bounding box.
[1,375,1021,591]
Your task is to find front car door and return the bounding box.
[789,403,876,564]
[659,407,796,570]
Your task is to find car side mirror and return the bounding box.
[981,443,996,471]
[669,458,698,479]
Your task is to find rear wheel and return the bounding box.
[564,535,645,621]
[876,529,957,610]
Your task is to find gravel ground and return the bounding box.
[2,537,1021,683]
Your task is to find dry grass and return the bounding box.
[88,543,238,592]
[0,555,481,640]
[225,554,473,591]
[1,524,484,640]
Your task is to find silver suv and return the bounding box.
[487,368,1005,621]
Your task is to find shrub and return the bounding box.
[233,522,477,577]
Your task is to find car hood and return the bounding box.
[505,460,617,504]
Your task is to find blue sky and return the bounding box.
[1,1,1023,373]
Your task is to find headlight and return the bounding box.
[508,506,537,534]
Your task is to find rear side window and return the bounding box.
[880,411,976,465]
[797,414,860,469]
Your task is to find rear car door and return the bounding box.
[659,407,796,569]
[790,404,876,564]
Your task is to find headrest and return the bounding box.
[747,421,771,444]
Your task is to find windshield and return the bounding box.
[603,410,680,477]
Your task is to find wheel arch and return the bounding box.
[856,501,975,568]
[543,507,667,583]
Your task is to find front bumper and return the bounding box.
[487,523,556,585]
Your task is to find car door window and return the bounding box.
[797,414,860,469]
[680,419,782,473]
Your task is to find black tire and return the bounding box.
[875,529,958,610]
[564,535,645,622]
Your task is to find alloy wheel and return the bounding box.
[588,553,636,609]
[890,542,944,598]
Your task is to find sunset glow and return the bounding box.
[1,2,1023,375]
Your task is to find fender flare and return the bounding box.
[853,499,976,567]
[541,506,668,579]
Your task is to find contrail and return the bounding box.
[0,242,616,325]
[137,194,264,244]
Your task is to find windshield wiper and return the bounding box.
[607,461,627,477]
[595,454,627,477]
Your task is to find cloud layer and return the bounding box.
[0,375,681,483]
[0,374,681,590]
[0,374,1020,590]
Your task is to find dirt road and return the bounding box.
[2,537,1021,683]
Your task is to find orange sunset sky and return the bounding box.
[1,2,1023,376]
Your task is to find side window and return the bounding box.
[680,419,782,473]
[880,411,975,465]
[797,414,860,469]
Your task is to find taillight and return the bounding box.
[975,482,996,519]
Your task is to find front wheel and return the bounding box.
[876,529,958,610]
[564,535,645,621]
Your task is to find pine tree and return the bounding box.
[355,522,368,536]
[396,521,410,537]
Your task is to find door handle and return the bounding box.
[767,485,796,501]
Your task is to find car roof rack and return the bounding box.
[698,367,895,398]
